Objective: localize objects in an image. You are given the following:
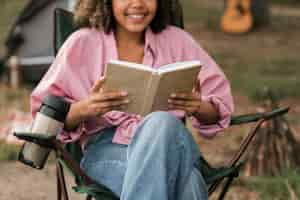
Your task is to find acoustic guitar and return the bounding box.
[220,0,253,34]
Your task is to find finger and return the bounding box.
[112,104,128,111]
[96,105,123,115]
[96,107,111,116]
[168,99,200,107]
[101,88,125,93]
[168,99,187,106]
[92,92,128,102]
[168,104,197,115]
[168,104,188,111]
[170,92,197,100]
[193,77,201,94]
[97,99,130,109]
[93,100,129,115]
[91,77,105,93]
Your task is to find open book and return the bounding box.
[103,60,202,116]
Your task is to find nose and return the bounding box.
[130,0,145,7]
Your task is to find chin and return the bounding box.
[125,24,149,33]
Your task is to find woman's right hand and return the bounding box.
[78,77,129,119]
[65,77,129,130]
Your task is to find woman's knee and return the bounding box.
[144,111,182,129]
[131,111,201,164]
[137,111,191,146]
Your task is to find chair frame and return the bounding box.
[17,106,288,200]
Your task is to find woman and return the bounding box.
[31,0,234,199]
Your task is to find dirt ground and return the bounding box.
[0,161,258,200]
[0,161,85,200]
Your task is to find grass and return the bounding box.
[270,15,300,33]
[242,169,300,199]
[221,56,300,101]
[271,0,300,6]
[0,140,20,161]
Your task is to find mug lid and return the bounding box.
[42,95,71,117]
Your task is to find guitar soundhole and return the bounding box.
[236,4,246,15]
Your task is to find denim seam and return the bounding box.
[89,160,127,167]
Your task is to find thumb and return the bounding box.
[192,77,201,95]
[91,77,106,93]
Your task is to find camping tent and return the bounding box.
[3,0,76,83]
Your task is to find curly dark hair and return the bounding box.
[74,0,175,34]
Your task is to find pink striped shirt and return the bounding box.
[31,26,234,146]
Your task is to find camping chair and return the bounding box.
[15,4,290,200]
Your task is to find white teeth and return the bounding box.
[128,14,144,19]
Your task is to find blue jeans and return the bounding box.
[81,111,208,200]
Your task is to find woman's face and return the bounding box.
[112,0,157,34]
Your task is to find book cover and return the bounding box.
[103,60,201,116]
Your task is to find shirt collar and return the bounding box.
[144,27,156,58]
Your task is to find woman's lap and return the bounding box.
[80,128,128,196]
[80,112,208,199]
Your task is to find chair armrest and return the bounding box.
[195,156,245,185]
[230,107,289,126]
[14,132,56,149]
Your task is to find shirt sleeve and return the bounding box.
[179,30,234,138]
[30,30,112,143]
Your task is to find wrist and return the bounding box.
[65,101,85,131]
[72,101,87,122]
[192,101,204,118]
[192,101,219,125]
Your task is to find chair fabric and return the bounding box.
[54,8,78,55]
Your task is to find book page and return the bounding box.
[151,65,201,112]
[103,61,154,115]
[109,60,154,72]
[158,61,201,74]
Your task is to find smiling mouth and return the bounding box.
[126,13,147,20]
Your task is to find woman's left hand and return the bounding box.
[168,92,201,116]
[168,79,202,116]
[168,85,220,125]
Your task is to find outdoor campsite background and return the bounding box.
[0,0,300,199]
